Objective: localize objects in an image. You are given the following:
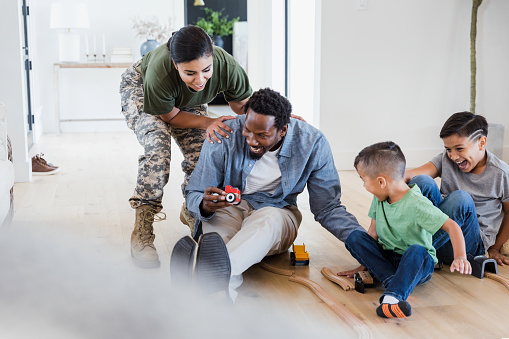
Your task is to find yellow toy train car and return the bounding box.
[290,243,310,265]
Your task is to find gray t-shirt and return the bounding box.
[431,150,509,250]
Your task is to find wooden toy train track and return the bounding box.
[261,263,372,339]
[321,267,355,291]
[485,272,509,291]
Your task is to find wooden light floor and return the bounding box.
[10,132,509,339]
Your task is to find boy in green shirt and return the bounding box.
[343,141,471,318]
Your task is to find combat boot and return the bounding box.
[179,202,196,235]
[131,205,166,268]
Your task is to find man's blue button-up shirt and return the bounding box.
[185,114,364,242]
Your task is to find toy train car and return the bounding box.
[290,244,310,265]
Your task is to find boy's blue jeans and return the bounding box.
[345,230,435,302]
[409,175,485,263]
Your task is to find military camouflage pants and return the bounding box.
[120,60,208,211]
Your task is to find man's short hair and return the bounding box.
[243,88,291,131]
[439,111,488,140]
[354,141,406,180]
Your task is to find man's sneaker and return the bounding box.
[130,205,165,268]
[195,232,231,298]
[32,154,60,175]
[170,236,198,288]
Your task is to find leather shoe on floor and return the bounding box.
[32,154,60,175]
[170,235,198,287]
[195,232,231,298]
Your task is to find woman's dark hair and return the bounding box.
[166,25,213,64]
[354,141,406,180]
[439,111,488,139]
[244,88,292,131]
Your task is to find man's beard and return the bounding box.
[248,150,264,160]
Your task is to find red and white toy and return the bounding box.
[224,185,241,205]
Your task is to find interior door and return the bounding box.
[21,0,34,149]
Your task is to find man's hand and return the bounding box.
[488,247,509,266]
[206,116,236,144]
[337,265,365,278]
[200,186,232,216]
[450,257,472,274]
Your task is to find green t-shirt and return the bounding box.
[368,185,449,263]
[139,44,252,115]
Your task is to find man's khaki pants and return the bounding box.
[202,200,302,294]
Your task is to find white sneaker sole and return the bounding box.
[32,168,61,176]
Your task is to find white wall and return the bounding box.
[288,0,316,125]
[247,0,285,94]
[0,0,31,182]
[29,0,184,134]
[318,0,509,169]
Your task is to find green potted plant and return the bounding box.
[195,7,239,48]
[471,1,508,256]
[470,0,482,114]
[470,0,505,159]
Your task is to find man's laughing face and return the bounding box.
[242,109,287,160]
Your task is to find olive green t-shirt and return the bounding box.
[139,44,252,115]
[368,185,449,263]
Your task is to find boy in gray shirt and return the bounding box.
[405,112,509,266]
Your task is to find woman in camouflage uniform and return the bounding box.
[120,25,252,268]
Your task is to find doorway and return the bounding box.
[21,0,34,149]
[185,0,248,106]
[286,0,317,126]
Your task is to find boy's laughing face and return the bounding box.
[442,133,487,174]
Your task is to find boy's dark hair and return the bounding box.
[354,141,406,180]
[167,25,213,64]
[439,111,488,140]
[244,88,291,131]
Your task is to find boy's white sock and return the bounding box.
[382,295,399,304]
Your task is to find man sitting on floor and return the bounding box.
[170,88,364,300]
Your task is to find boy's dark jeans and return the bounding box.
[409,175,485,263]
[345,230,435,302]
